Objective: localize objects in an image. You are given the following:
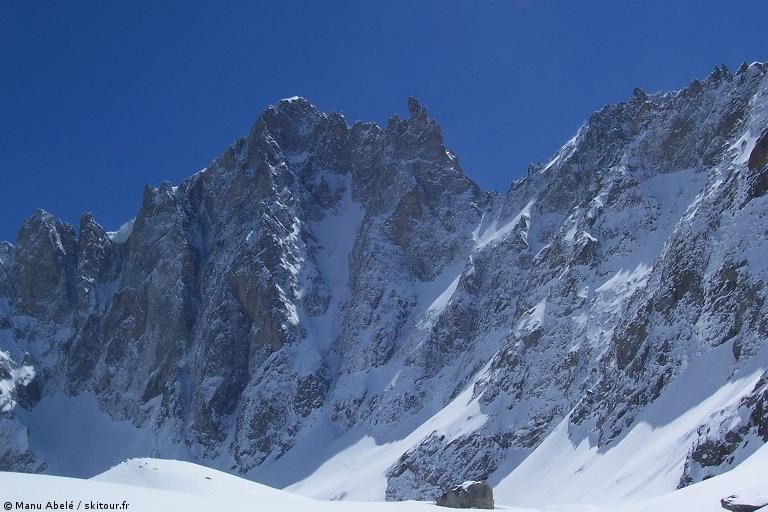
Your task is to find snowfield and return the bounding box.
[1,459,439,512]
[1,449,766,512]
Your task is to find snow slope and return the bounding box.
[1,450,766,512]
[280,343,767,506]
[283,382,490,501]
[0,459,441,512]
[494,343,767,507]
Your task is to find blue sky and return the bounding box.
[1,1,767,241]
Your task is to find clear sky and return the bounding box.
[2,1,767,242]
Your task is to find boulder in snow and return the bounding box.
[436,480,494,509]
[721,494,768,512]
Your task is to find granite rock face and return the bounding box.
[1,66,768,502]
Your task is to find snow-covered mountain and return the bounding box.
[1,63,767,507]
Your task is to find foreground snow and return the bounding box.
[1,449,766,512]
[0,459,440,512]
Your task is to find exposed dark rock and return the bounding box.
[747,128,768,172]
[721,494,768,512]
[437,481,494,509]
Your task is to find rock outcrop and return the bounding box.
[437,481,494,509]
[721,494,768,512]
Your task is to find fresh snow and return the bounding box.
[540,127,584,174]
[297,174,363,365]
[493,342,767,508]
[414,260,466,330]
[284,379,490,501]
[106,218,135,244]
[0,361,34,412]
[514,298,546,337]
[423,272,462,318]
[728,130,757,165]
[0,459,441,512]
[474,199,534,251]
[1,449,767,511]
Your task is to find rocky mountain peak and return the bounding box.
[265,95,320,126]
[1,68,768,507]
[12,209,77,320]
[378,98,449,168]
[707,63,733,83]
[630,87,648,102]
[407,96,428,123]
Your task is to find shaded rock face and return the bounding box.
[747,128,768,200]
[0,96,488,476]
[1,64,768,503]
[436,481,494,509]
[747,129,768,172]
[14,210,77,321]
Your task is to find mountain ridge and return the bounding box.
[1,62,767,505]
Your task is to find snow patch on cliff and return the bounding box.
[106,218,135,244]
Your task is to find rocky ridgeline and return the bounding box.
[1,64,768,501]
